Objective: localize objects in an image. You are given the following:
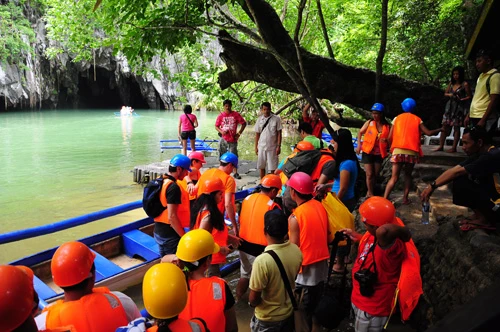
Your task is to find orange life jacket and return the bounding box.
[390,113,423,156]
[239,193,280,246]
[175,180,191,228]
[197,169,235,214]
[179,277,227,332]
[292,199,330,266]
[40,327,77,332]
[393,217,422,321]
[194,209,228,265]
[146,318,206,332]
[361,121,390,158]
[153,177,190,228]
[310,150,335,183]
[44,287,128,332]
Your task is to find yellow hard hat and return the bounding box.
[176,229,220,263]
[142,263,188,319]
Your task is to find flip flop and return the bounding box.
[459,223,496,232]
[402,199,412,206]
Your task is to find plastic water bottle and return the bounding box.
[421,202,430,225]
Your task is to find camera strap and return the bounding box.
[358,240,377,274]
[266,250,298,310]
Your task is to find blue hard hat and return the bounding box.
[371,103,385,112]
[401,98,416,113]
[170,154,192,172]
[220,152,238,168]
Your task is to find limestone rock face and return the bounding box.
[0,3,186,111]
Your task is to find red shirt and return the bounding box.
[351,233,405,316]
[215,111,246,143]
[302,115,325,139]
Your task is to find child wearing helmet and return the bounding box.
[191,178,240,277]
[384,99,442,204]
[181,151,207,206]
[356,103,391,197]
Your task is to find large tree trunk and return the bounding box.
[217,0,445,127]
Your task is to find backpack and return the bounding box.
[282,149,322,178]
[142,177,168,218]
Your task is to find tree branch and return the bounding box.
[275,96,305,114]
[316,0,334,59]
[375,0,388,100]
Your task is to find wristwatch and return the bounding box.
[430,181,438,190]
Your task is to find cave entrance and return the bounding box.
[77,66,149,109]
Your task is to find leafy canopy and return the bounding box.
[38,0,481,115]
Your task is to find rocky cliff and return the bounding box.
[0,2,187,111]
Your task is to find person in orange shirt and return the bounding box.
[35,241,140,332]
[197,152,239,235]
[236,174,282,300]
[287,172,330,330]
[356,103,391,197]
[341,197,411,332]
[191,178,240,276]
[384,98,442,204]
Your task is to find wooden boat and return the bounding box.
[2,189,254,309]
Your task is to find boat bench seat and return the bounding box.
[122,229,160,261]
[34,275,58,301]
[92,250,124,282]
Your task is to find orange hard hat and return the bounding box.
[359,197,396,226]
[201,178,225,194]
[295,141,315,152]
[0,265,35,332]
[188,151,206,164]
[286,172,314,195]
[261,174,282,189]
[51,241,96,287]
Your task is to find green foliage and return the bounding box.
[0,1,36,64]
[39,0,482,116]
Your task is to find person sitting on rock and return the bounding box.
[420,127,500,231]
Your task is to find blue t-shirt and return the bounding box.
[331,160,358,200]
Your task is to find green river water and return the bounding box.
[0,109,299,263]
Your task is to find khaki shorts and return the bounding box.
[257,149,279,171]
[239,251,256,279]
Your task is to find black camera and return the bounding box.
[354,269,377,297]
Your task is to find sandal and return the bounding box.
[459,223,496,232]
[402,199,412,206]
